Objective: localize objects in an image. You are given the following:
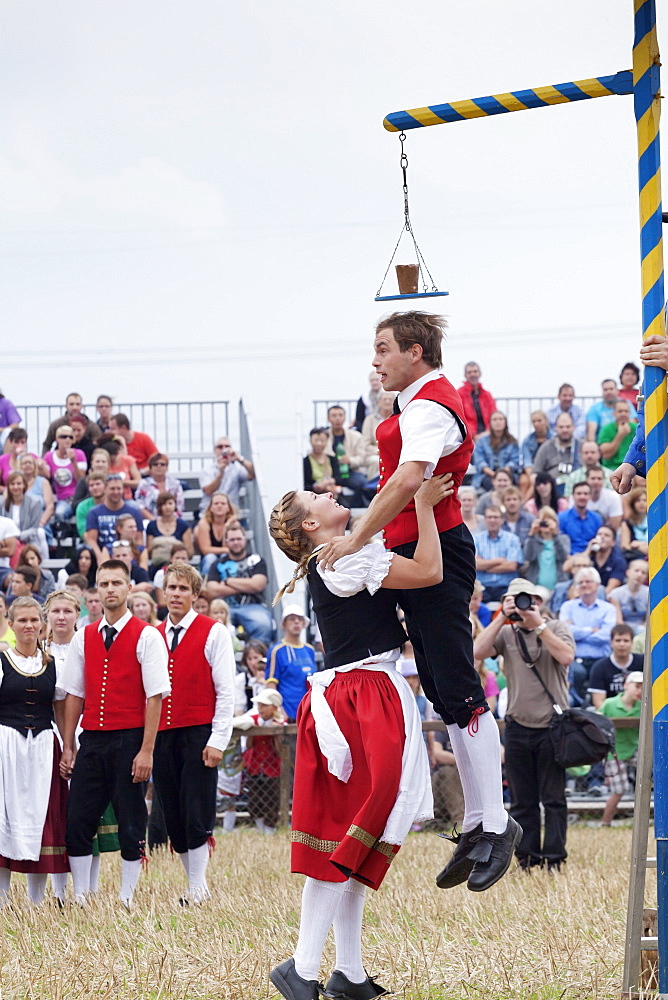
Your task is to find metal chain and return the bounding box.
[375,131,440,296]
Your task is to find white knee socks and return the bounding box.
[51,872,69,901]
[89,855,101,894]
[222,811,236,833]
[69,855,93,903]
[26,874,48,905]
[332,879,367,983]
[120,859,141,906]
[187,843,210,904]
[293,878,347,981]
[448,711,507,834]
[179,852,190,877]
[0,868,10,905]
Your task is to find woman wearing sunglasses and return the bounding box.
[43,426,87,520]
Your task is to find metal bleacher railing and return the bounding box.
[18,400,230,474]
[313,395,602,444]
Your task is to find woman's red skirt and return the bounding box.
[0,732,69,874]
[291,669,405,891]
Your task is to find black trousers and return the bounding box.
[394,524,488,727]
[152,725,217,855]
[504,718,568,865]
[67,728,147,861]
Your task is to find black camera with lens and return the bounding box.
[507,591,534,623]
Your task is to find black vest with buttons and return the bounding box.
[0,651,55,737]
[307,557,406,669]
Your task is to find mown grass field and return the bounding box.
[0,824,650,1000]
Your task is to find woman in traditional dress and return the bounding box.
[266,476,450,1000]
[0,597,69,905]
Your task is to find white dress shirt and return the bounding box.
[164,608,236,753]
[61,610,170,701]
[397,370,464,476]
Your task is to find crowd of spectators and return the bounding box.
[0,392,287,653]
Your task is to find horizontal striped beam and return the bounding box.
[383,69,633,132]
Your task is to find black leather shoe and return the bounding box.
[435,823,482,889]
[270,958,320,1000]
[466,816,522,892]
[319,970,390,999]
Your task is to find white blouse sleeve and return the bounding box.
[316,539,394,598]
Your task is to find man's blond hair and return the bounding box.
[163,562,202,596]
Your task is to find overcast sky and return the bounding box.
[0,0,660,502]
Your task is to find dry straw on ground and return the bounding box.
[0,825,650,1000]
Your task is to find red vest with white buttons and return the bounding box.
[376,374,473,548]
[157,614,216,731]
[81,617,149,731]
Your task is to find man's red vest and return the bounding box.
[81,617,149,731]
[158,614,217,731]
[376,374,473,548]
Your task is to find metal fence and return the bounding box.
[13,401,229,473]
[312,395,601,446]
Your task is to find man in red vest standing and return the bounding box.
[60,559,170,907]
[153,562,236,904]
[319,312,520,892]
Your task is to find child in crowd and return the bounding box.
[265,604,316,722]
[233,689,287,834]
[210,598,241,652]
[599,671,643,826]
[241,639,268,709]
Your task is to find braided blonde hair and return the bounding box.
[268,491,315,606]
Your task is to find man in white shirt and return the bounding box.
[199,436,255,515]
[152,562,236,904]
[583,466,623,532]
[60,560,170,907]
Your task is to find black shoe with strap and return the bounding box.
[435,823,482,889]
[319,970,390,1000]
[466,816,522,892]
[270,958,321,1000]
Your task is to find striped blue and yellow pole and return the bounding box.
[635,0,668,991]
[383,70,632,132]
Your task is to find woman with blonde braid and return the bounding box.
[0,597,69,905]
[267,477,451,1000]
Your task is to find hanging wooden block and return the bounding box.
[395,264,419,295]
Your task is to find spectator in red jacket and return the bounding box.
[457,362,497,441]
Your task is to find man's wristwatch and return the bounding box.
[534,622,547,637]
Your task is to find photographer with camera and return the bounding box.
[199,436,255,515]
[522,507,571,593]
[474,578,575,871]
